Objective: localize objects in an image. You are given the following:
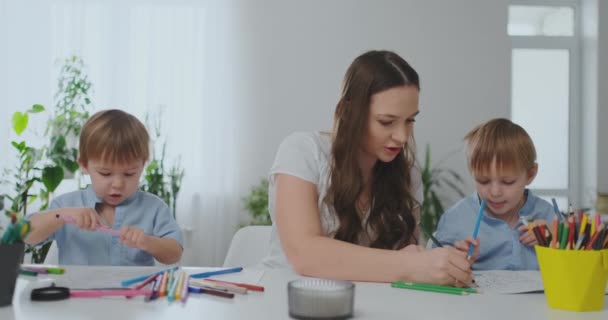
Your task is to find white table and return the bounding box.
[1,265,607,320]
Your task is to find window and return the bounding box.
[509,1,580,209]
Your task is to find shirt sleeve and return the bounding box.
[152,202,184,248]
[269,132,321,185]
[433,202,466,247]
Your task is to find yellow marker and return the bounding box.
[175,271,185,300]
[591,214,597,236]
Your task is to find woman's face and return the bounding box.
[360,85,419,168]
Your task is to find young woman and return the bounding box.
[264,50,473,286]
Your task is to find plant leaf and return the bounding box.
[12,112,28,135]
[42,166,64,192]
[30,104,45,113]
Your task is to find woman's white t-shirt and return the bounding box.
[262,132,423,268]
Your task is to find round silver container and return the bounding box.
[288,279,355,319]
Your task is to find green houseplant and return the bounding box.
[419,144,466,235]
[45,55,93,178]
[1,56,94,263]
[4,106,65,263]
[243,179,271,226]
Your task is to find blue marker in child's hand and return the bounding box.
[468,200,486,259]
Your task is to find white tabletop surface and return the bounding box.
[1,265,607,320]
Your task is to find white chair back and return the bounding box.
[44,241,59,264]
[223,226,271,267]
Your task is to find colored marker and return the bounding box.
[57,214,121,236]
[188,286,234,299]
[205,279,265,292]
[121,266,178,287]
[70,289,152,298]
[181,275,190,303]
[190,267,243,279]
[44,267,65,275]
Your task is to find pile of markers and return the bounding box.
[121,266,264,303]
[528,200,607,250]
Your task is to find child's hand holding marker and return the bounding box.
[56,208,102,231]
[57,212,152,249]
[56,211,120,236]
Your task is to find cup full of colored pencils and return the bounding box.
[532,209,608,312]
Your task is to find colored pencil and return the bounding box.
[391,282,471,295]
[468,200,486,258]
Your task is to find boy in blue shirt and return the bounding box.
[434,118,554,270]
[25,109,183,265]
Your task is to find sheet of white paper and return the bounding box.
[473,270,545,294]
[474,270,608,295]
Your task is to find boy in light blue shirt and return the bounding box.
[434,118,554,270]
[25,109,183,266]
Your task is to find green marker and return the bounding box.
[19,269,38,277]
[45,267,65,275]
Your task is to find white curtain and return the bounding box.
[0,0,241,266]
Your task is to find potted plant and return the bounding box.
[1,56,94,263]
[242,179,271,226]
[419,144,466,237]
[3,106,63,263]
[45,55,93,180]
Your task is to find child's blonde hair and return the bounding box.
[465,118,536,175]
[79,109,149,165]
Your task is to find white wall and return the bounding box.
[598,0,608,193]
[582,0,598,203]
[232,0,511,213]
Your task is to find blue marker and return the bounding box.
[190,267,243,279]
[121,266,178,287]
[468,200,486,259]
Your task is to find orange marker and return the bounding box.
[159,271,169,297]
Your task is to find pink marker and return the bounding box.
[56,214,121,236]
[70,289,152,298]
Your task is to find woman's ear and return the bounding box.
[526,163,538,185]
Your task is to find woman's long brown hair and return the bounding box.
[327,50,420,249]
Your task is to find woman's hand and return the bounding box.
[404,246,473,287]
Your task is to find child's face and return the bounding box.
[360,85,419,166]
[80,158,145,207]
[473,159,537,220]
